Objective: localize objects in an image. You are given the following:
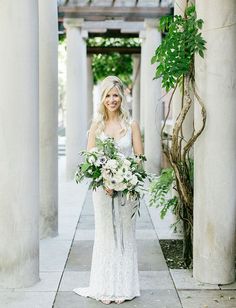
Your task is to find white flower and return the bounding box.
[124,171,133,181]
[102,169,112,180]
[115,182,127,191]
[105,176,127,191]
[104,179,116,190]
[113,174,124,184]
[123,159,131,167]
[130,175,138,186]
[117,168,125,176]
[104,159,118,170]
[88,155,96,164]
[95,156,107,166]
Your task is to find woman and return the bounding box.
[73,76,144,305]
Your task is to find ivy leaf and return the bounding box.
[199,49,204,58]
[152,4,206,92]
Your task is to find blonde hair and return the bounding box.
[94,76,130,136]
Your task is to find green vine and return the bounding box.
[150,4,206,268]
[151,5,206,92]
[149,168,179,221]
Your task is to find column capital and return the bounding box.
[63,18,84,29]
[139,30,146,39]
[81,30,88,39]
[144,18,159,29]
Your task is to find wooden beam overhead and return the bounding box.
[87,46,141,54]
[59,6,171,19]
[88,30,139,38]
[82,20,144,32]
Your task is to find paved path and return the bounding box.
[1,155,236,307]
[53,192,182,308]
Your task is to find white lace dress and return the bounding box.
[73,127,140,301]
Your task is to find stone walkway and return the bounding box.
[53,192,182,308]
[1,155,236,307]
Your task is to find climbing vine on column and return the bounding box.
[150,3,206,267]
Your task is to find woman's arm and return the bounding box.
[87,122,97,151]
[131,121,144,155]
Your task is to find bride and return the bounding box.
[73,76,144,305]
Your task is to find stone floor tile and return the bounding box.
[136,221,154,230]
[59,271,90,291]
[54,227,75,241]
[40,239,72,271]
[59,271,175,292]
[136,229,157,240]
[137,240,168,271]
[54,289,181,308]
[170,269,220,290]
[74,229,95,240]
[0,291,55,308]
[81,194,94,215]
[219,280,236,290]
[146,201,183,240]
[59,205,81,217]
[179,290,236,308]
[140,271,175,290]
[12,272,62,292]
[77,215,95,229]
[79,215,95,224]
[65,240,168,272]
[65,240,93,271]
[136,210,152,222]
[74,229,158,241]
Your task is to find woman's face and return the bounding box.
[103,87,121,113]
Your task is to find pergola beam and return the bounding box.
[88,30,139,38]
[87,46,141,54]
[59,6,171,19]
[83,20,144,32]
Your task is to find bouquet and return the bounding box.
[75,137,147,213]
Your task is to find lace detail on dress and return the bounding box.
[73,126,140,302]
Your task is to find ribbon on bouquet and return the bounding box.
[111,193,125,254]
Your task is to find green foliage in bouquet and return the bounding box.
[75,137,147,203]
[75,137,117,190]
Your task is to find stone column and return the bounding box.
[193,0,236,284]
[139,31,147,132]
[87,55,94,128]
[0,0,39,287]
[64,19,88,179]
[39,0,58,239]
[142,20,162,174]
[132,54,141,123]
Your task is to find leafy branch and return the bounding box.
[150,4,206,268]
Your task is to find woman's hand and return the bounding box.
[105,187,113,197]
